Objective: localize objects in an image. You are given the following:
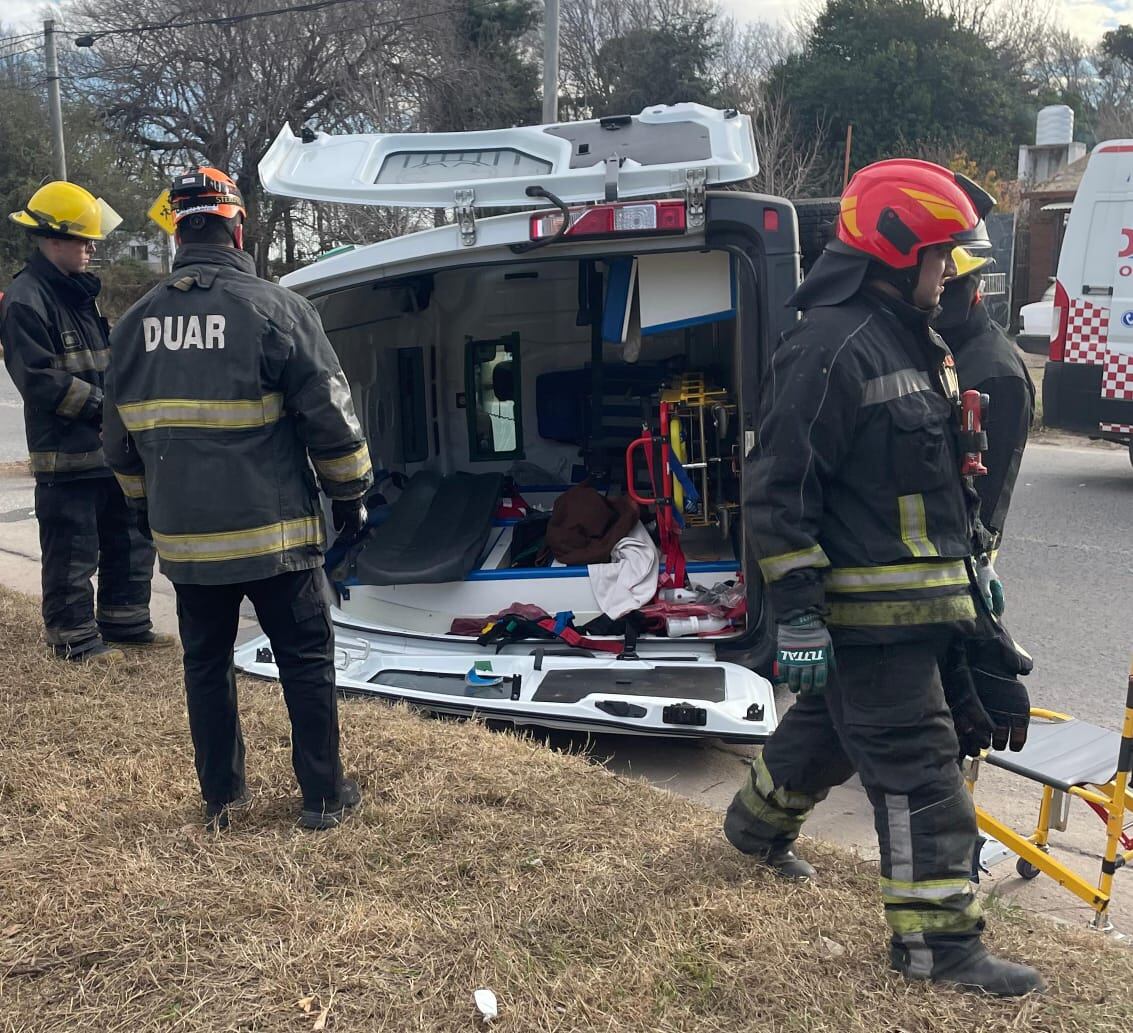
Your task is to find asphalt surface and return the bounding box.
[0,363,25,463]
[998,438,1133,726]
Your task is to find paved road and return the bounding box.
[0,363,25,463]
[999,440,1133,726]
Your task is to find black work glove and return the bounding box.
[941,642,994,759]
[774,614,832,697]
[134,503,152,542]
[331,497,368,543]
[972,666,1030,752]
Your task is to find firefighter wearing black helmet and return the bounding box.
[1,181,165,662]
[723,159,1044,996]
[103,167,374,832]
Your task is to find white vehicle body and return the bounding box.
[1043,141,1133,453]
[235,105,805,741]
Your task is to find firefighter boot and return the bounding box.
[891,939,1046,997]
[724,796,816,881]
[298,777,362,831]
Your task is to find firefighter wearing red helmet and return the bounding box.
[102,166,373,832]
[723,159,1044,995]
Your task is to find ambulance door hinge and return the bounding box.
[685,168,707,229]
[454,189,476,247]
[604,155,622,202]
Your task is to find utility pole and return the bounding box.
[44,20,67,181]
[542,0,559,124]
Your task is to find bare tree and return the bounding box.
[63,0,438,274]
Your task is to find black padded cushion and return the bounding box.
[985,717,1121,792]
[354,471,504,586]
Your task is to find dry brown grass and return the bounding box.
[1,585,1131,1033]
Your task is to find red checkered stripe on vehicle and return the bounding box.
[1064,299,1109,364]
[1099,422,1133,434]
[1102,351,1133,401]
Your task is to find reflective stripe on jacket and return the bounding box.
[104,244,373,585]
[748,289,979,644]
[0,252,112,482]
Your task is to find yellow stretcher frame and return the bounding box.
[966,659,1133,931]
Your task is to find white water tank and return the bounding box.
[1036,104,1074,146]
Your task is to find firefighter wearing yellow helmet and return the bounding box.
[0,182,166,663]
[933,247,1035,543]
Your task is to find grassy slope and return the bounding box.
[1,586,1130,1032]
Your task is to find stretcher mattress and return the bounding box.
[353,471,504,586]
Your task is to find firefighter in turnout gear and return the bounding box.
[723,159,1044,996]
[103,167,374,831]
[1,181,163,662]
[934,248,1035,544]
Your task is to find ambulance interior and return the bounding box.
[316,247,749,642]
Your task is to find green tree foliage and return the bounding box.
[590,11,720,116]
[0,45,164,287]
[772,0,1035,181]
[425,0,541,130]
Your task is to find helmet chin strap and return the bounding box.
[868,258,921,305]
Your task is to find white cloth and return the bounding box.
[587,521,659,619]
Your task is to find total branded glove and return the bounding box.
[975,553,1005,616]
[331,497,368,543]
[774,614,832,697]
[941,642,995,759]
[972,666,1030,752]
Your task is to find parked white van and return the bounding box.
[234,104,801,742]
[1042,140,1133,463]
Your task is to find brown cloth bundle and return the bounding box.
[542,482,641,565]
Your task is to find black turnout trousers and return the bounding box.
[173,567,342,808]
[35,477,155,655]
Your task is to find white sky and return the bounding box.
[3,0,1131,44]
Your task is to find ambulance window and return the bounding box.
[465,333,523,462]
[1084,202,1123,288]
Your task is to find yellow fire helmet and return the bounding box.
[8,181,123,240]
[951,246,993,280]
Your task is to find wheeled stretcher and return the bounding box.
[966,658,1133,931]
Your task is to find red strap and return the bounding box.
[534,618,624,654]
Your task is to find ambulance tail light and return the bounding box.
[1049,280,1070,362]
[529,200,687,241]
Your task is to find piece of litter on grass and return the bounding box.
[820,936,845,958]
[474,988,498,1022]
[297,995,317,1013]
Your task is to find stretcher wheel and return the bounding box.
[1016,858,1041,880]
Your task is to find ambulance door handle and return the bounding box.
[1082,284,1113,296]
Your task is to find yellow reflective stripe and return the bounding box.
[52,348,110,374]
[152,515,324,564]
[56,377,92,418]
[885,898,983,936]
[758,543,831,581]
[113,471,147,499]
[828,594,976,628]
[898,493,939,558]
[28,449,106,474]
[313,444,372,484]
[880,876,975,903]
[826,560,968,594]
[117,393,284,432]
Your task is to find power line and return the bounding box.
[72,0,374,45]
[47,0,522,84]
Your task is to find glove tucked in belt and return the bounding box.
[774,614,832,697]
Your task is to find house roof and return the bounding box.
[1026,153,1090,196]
